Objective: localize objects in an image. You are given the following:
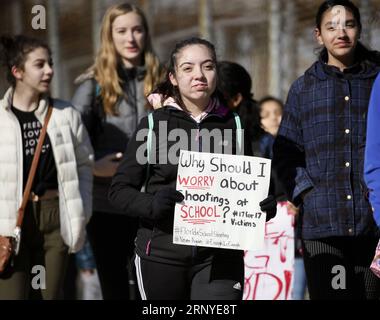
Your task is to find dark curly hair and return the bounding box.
[0,34,51,87]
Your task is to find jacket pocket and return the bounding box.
[301,184,319,228]
[302,181,318,207]
[302,186,315,203]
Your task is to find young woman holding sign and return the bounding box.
[109,37,276,300]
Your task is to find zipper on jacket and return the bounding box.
[192,122,202,259]
[164,110,226,260]
[196,122,201,152]
[185,114,224,259]
[131,79,138,128]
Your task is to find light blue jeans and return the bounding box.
[292,257,307,300]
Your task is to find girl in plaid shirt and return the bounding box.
[273,0,380,300]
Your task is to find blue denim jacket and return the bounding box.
[273,58,380,240]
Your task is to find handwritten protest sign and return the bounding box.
[173,150,271,251]
[244,202,295,300]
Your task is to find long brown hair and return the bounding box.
[86,3,162,115]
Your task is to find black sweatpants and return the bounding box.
[302,236,380,300]
[87,211,139,300]
[134,253,244,300]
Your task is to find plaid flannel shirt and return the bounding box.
[273,59,380,240]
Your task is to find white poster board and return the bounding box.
[173,150,271,251]
[243,202,295,300]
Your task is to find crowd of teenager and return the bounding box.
[1,0,380,300]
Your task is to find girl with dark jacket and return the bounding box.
[109,37,276,300]
[273,0,380,299]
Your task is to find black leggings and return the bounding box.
[302,236,380,300]
[134,254,244,300]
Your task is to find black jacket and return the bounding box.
[109,104,251,265]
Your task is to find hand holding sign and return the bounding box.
[260,195,277,222]
[152,187,184,220]
[173,150,271,251]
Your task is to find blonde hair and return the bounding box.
[90,3,162,115]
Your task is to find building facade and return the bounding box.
[1,0,380,102]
